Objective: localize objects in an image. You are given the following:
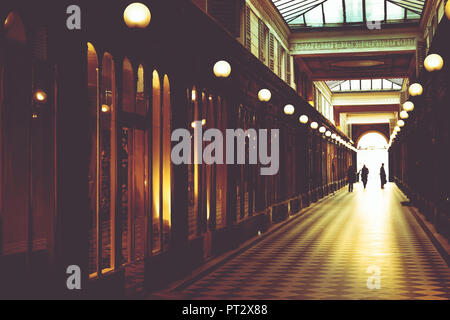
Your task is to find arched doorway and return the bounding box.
[356,132,389,185]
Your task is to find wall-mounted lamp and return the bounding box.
[310,122,318,130]
[213,60,231,78]
[124,3,151,29]
[284,104,295,115]
[299,115,308,124]
[258,89,271,102]
[319,126,326,133]
[325,131,331,137]
[400,111,409,119]
[424,54,443,72]
[397,120,405,127]
[408,83,423,96]
[403,101,414,112]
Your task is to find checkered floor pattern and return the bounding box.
[168,183,450,300]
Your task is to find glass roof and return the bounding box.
[326,78,404,92]
[271,0,425,29]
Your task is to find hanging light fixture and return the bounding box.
[403,101,414,112]
[258,89,271,102]
[319,126,326,133]
[33,89,48,103]
[399,110,408,119]
[299,115,309,124]
[310,122,318,130]
[408,83,423,96]
[124,3,151,28]
[284,104,295,115]
[397,120,405,127]
[213,60,231,78]
[424,53,444,72]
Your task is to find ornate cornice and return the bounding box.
[290,37,417,55]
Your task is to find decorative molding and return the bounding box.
[290,38,417,55]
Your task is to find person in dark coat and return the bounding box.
[380,163,387,189]
[361,165,369,189]
[347,165,356,192]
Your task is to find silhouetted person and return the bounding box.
[347,165,356,192]
[380,163,387,189]
[361,165,369,189]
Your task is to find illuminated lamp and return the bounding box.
[403,101,414,112]
[319,126,326,133]
[409,83,423,96]
[258,89,271,102]
[424,54,443,72]
[101,104,110,113]
[394,126,401,132]
[124,3,151,28]
[331,133,337,139]
[400,111,409,119]
[325,130,331,137]
[299,115,309,124]
[310,122,318,130]
[33,90,47,103]
[397,120,405,127]
[284,104,295,115]
[213,60,231,78]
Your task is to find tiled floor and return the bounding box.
[166,182,450,300]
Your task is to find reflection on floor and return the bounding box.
[165,183,450,300]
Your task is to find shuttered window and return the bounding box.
[258,19,268,64]
[269,33,274,71]
[244,5,251,51]
[286,54,291,86]
[273,38,279,76]
[249,9,259,58]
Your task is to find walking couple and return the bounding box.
[347,163,387,192]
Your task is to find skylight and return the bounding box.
[271,0,425,29]
[326,78,404,92]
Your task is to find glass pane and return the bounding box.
[341,80,350,91]
[122,58,134,113]
[331,85,341,92]
[119,126,130,265]
[361,79,371,90]
[162,75,172,251]
[134,129,146,260]
[383,79,392,89]
[393,83,401,90]
[366,0,385,22]
[305,5,324,26]
[386,2,404,20]
[372,79,382,90]
[87,43,98,275]
[323,0,344,24]
[345,0,363,23]
[407,10,421,19]
[136,65,147,116]
[152,70,161,253]
[100,52,116,272]
[350,80,360,91]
